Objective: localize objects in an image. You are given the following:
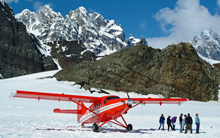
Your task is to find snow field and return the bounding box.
[0,70,220,138]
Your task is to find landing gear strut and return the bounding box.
[91,115,134,132]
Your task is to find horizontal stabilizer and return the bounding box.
[53,108,82,114]
[9,91,17,98]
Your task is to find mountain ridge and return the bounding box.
[55,43,220,101]
[192,30,220,61]
[16,5,148,56]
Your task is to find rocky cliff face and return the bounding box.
[0,2,57,78]
[192,30,220,60]
[55,43,219,101]
[48,40,97,68]
[15,6,130,56]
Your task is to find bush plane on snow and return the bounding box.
[12,90,188,132]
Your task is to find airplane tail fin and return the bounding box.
[53,102,87,123]
[77,102,87,123]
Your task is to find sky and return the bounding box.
[4,0,220,48]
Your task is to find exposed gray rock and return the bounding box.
[55,43,219,101]
[48,40,96,68]
[0,2,57,78]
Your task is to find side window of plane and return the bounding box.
[104,99,107,104]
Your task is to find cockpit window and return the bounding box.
[104,99,107,104]
[106,96,120,101]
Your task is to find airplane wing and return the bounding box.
[121,97,188,105]
[12,90,102,103]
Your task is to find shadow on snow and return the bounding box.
[36,126,206,134]
[35,126,156,134]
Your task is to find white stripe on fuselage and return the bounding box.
[79,102,124,123]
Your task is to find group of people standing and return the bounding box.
[158,113,200,134]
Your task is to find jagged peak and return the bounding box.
[201,30,210,35]
[0,1,14,15]
[15,9,34,21]
[16,9,34,17]
[129,34,135,39]
[0,1,5,5]
[43,4,50,9]
[36,5,64,20]
[92,12,104,20]
[66,6,88,19]
[77,6,87,12]
[66,10,74,18]
[21,9,31,13]
[0,0,7,6]
[200,29,216,37]
[37,4,58,15]
[106,20,117,28]
[75,6,88,15]
[40,4,52,11]
[109,19,115,24]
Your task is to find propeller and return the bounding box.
[126,92,133,107]
[126,92,130,99]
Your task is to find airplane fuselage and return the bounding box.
[79,96,130,124]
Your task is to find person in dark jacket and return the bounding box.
[185,113,193,134]
[179,113,183,132]
[158,114,165,130]
[167,116,173,131]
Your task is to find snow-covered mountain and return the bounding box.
[192,30,220,61]
[15,6,147,56]
[128,34,148,47]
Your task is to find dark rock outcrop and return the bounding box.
[48,40,97,69]
[55,42,219,101]
[0,2,57,78]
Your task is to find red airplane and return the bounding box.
[12,90,188,132]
